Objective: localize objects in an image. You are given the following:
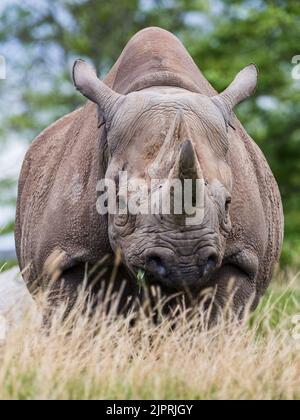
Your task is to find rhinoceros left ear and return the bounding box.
[72,59,124,120]
[211,64,258,128]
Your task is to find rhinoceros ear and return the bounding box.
[211,64,258,127]
[72,59,124,119]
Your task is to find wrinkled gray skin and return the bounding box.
[15,28,284,316]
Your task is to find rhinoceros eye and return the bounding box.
[225,196,231,213]
[115,212,129,227]
[115,191,134,228]
[117,193,127,212]
[223,196,232,230]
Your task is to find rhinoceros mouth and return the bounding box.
[131,253,218,292]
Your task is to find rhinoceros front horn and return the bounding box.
[72,59,124,119]
[148,109,202,179]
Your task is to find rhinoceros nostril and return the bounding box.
[199,254,218,278]
[146,255,167,278]
[206,255,217,270]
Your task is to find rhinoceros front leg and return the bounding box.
[44,263,86,323]
[208,264,257,321]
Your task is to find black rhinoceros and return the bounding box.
[15,27,283,316]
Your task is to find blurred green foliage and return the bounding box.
[0,0,299,267]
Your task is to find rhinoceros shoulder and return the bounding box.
[29,107,84,153]
[15,106,86,271]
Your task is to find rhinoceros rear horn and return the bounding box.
[211,64,258,127]
[171,139,203,181]
[72,59,123,118]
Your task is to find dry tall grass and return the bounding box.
[0,270,299,400]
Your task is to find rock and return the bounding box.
[0,267,38,336]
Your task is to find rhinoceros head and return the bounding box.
[73,60,257,290]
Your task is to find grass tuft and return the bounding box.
[0,270,299,400]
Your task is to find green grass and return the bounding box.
[0,260,17,272]
[251,287,300,331]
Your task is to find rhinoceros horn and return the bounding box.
[166,139,204,220]
[170,139,203,182]
[211,64,258,127]
[148,109,201,179]
[72,59,123,119]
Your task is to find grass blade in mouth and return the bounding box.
[137,269,147,288]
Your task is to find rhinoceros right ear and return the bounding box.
[211,64,258,127]
[72,59,124,119]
